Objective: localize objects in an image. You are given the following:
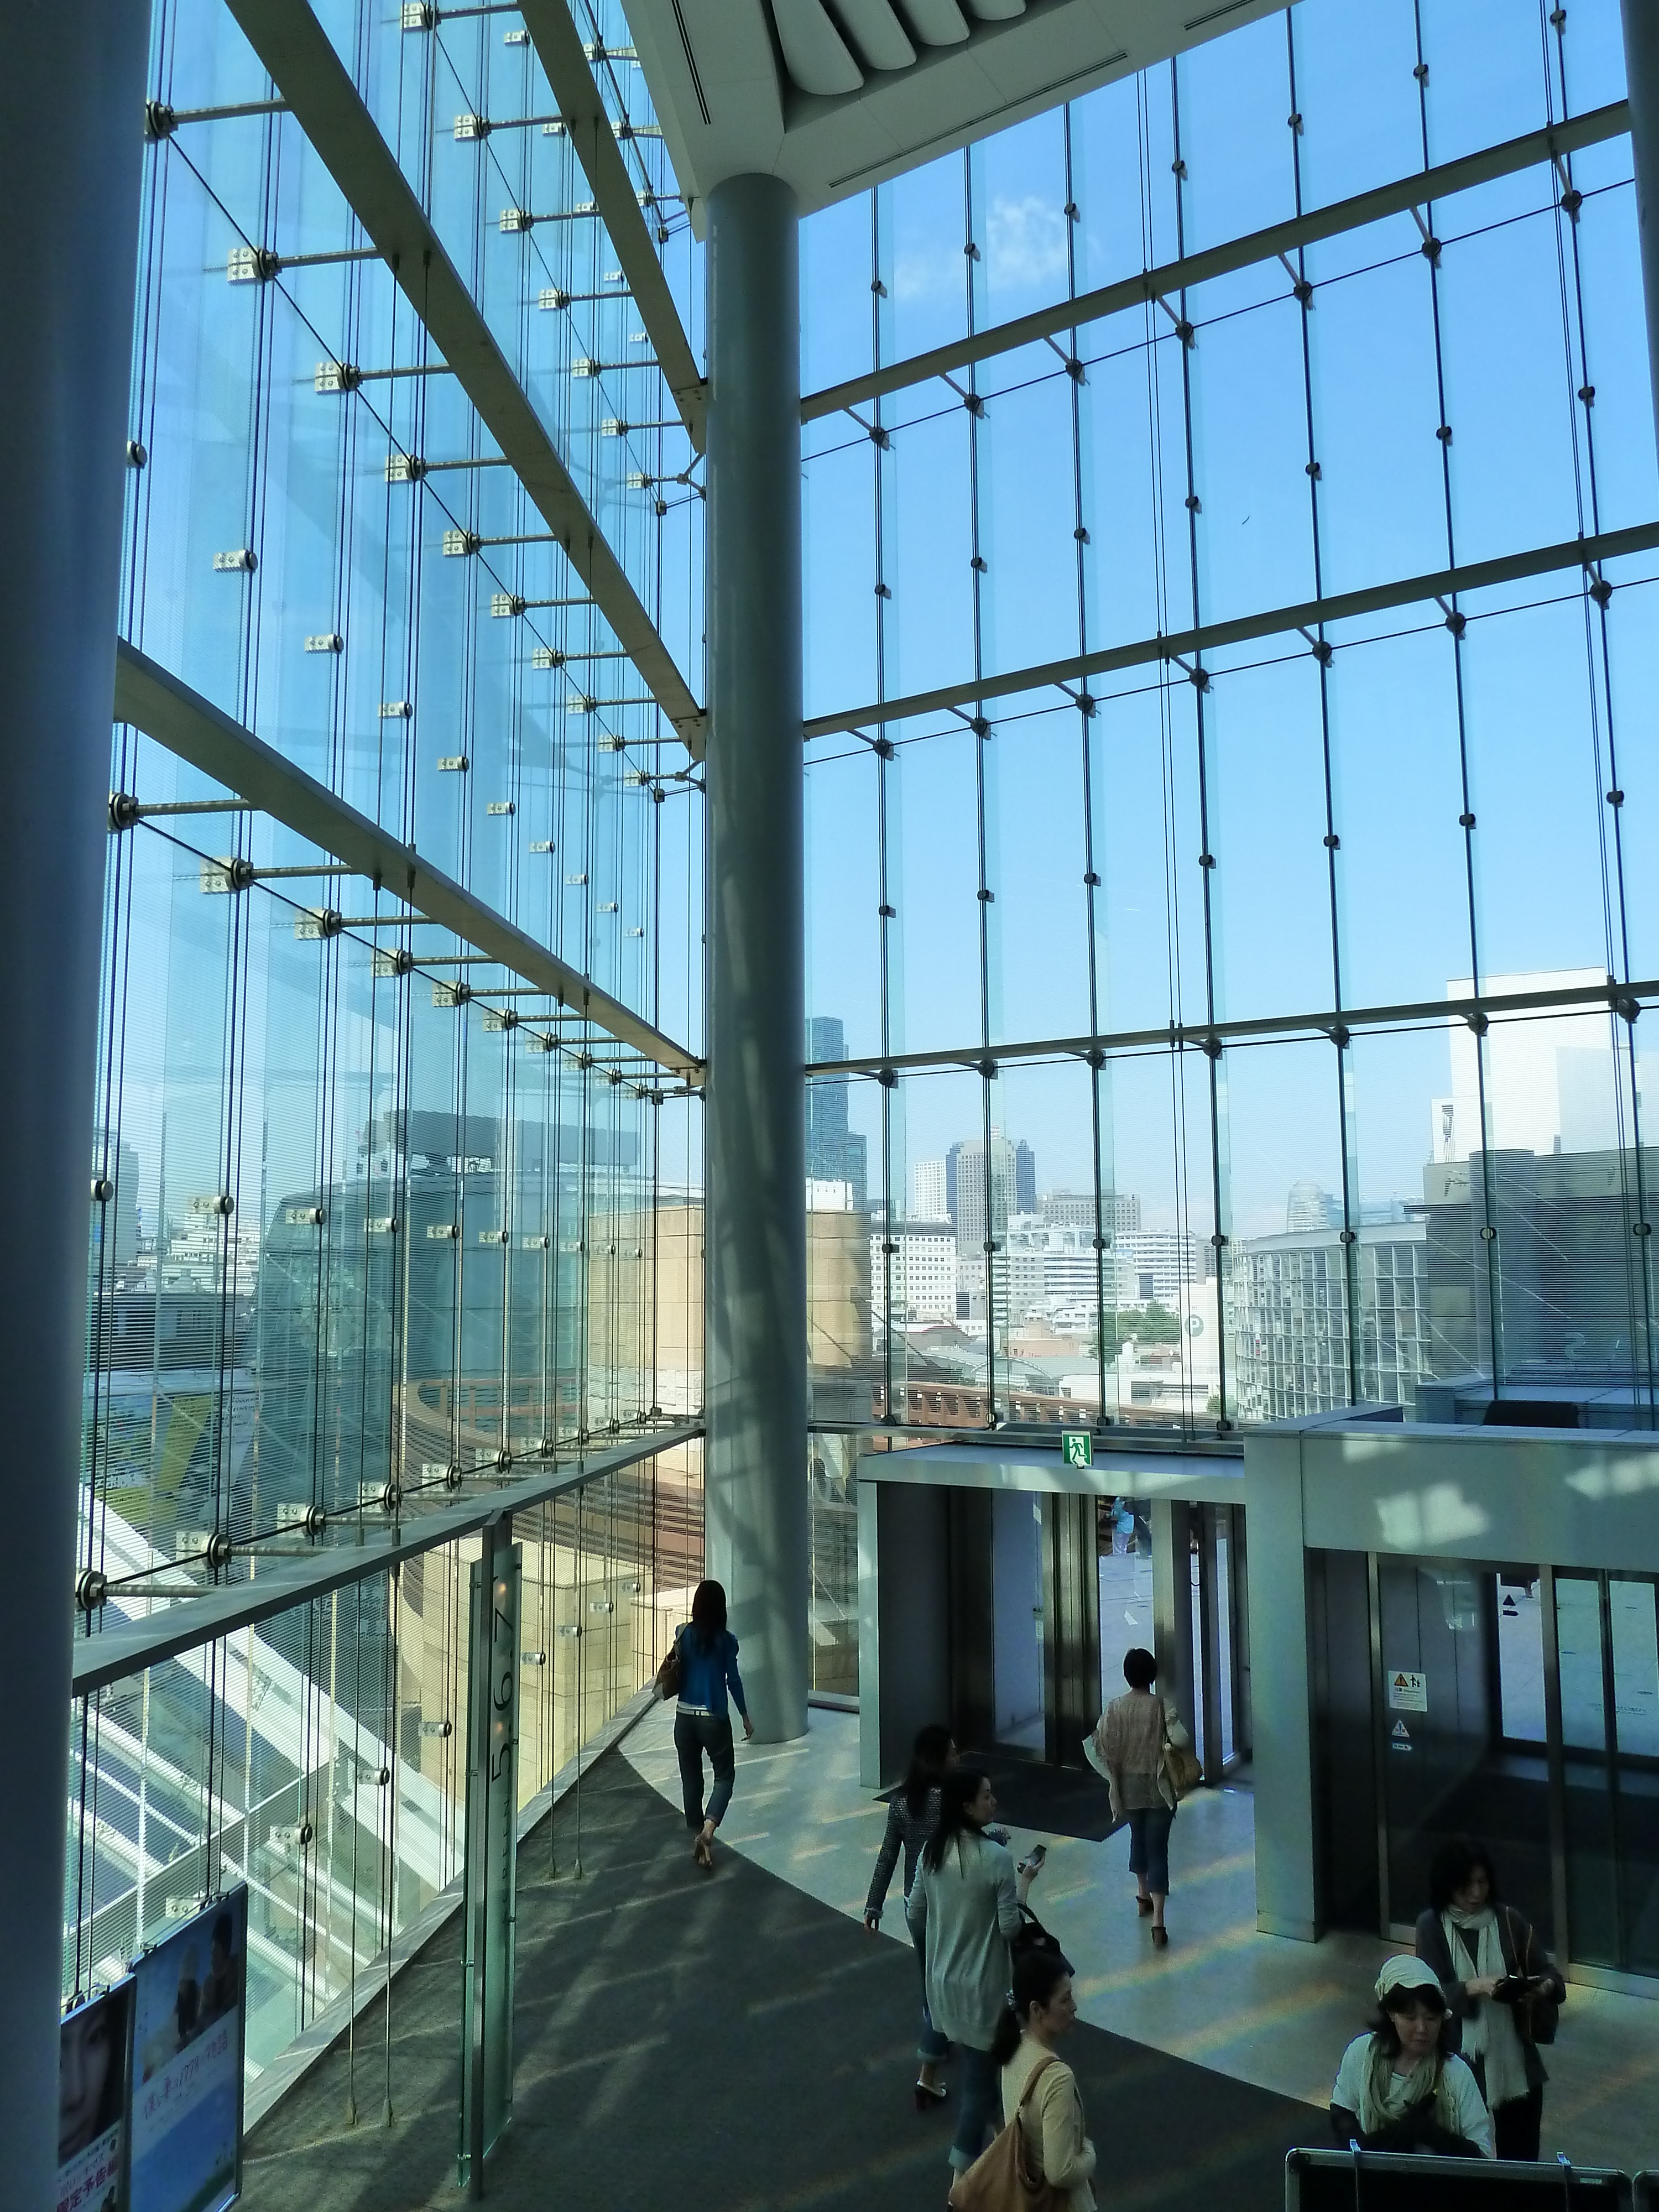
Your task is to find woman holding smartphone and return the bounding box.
[908,1767,1042,2185]
[1415,1834,1564,2160]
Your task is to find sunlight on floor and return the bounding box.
[624,1702,1659,2173]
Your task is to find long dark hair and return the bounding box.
[1428,1833,1500,1914]
[991,1950,1071,2067]
[923,1765,989,1874]
[902,1724,953,1816]
[690,1579,727,1653]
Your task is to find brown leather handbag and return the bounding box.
[1509,1908,1561,2046]
[948,2056,1069,2212]
[653,1627,684,1702]
[1161,1710,1203,1798]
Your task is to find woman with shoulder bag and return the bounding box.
[666,1579,754,1871]
[975,1951,1096,2211]
[1092,1647,1195,1948]
[909,1767,1041,2188]
[1415,1834,1564,2161]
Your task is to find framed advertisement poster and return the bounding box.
[129,1888,247,2212]
[59,1980,134,2212]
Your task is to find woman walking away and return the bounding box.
[982,1952,1097,2211]
[671,1579,753,1870]
[909,1767,1040,2185]
[1330,1956,1493,2158]
[1416,1834,1564,2161]
[1094,1647,1191,1947]
[865,1723,957,2109]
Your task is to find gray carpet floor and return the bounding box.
[241,1749,1324,2211]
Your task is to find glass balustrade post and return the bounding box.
[704,173,810,1744]
[0,0,150,2193]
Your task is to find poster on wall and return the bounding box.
[129,1888,247,2212]
[59,1980,135,2212]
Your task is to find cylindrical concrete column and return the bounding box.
[703,173,808,1745]
[1623,0,1659,457]
[0,1,150,2194]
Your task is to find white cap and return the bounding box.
[1375,1955,1445,2005]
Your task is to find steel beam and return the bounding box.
[222,0,705,755]
[802,101,1630,424]
[114,641,703,1083]
[1621,3,1659,459]
[515,0,706,446]
[70,1422,702,1697]
[804,516,1659,740]
[804,975,1659,1082]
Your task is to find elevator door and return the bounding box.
[1376,1557,1553,1940]
[1554,1572,1659,1974]
[991,1491,1045,1753]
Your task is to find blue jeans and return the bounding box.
[910,1922,950,2065]
[1128,1803,1175,1894]
[949,2043,998,2172]
[674,1709,735,1829]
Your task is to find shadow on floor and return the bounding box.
[242,1751,1324,2212]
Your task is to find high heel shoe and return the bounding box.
[914,2080,948,2111]
[1150,1924,1168,1948]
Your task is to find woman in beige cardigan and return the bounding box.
[988,1951,1097,2212]
[1093,1645,1190,1948]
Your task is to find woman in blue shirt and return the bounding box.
[673,1579,753,1869]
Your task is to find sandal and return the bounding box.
[914,2080,948,2111]
[1150,1925,1168,1948]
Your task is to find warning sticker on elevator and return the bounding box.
[1392,1720,1411,1740]
[1388,1670,1428,1712]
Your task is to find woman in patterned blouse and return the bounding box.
[865,1723,956,2107]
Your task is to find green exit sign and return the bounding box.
[1061,1430,1093,1469]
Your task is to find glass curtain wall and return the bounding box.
[70,0,706,2047]
[803,0,1659,1485]
[65,1444,702,2084]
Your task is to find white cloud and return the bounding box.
[892,248,956,302]
[987,194,1069,292]
[888,195,1070,302]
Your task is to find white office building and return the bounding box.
[870,1216,958,1324]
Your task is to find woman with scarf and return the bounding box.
[1329,1955,1493,2157]
[1415,1834,1564,2161]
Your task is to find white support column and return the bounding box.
[703,173,810,1744]
[0,0,151,2191]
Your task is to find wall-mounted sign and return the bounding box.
[130,1887,247,2212]
[1061,1430,1093,1469]
[1387,1670,1428,1713]
[59,1980,134,2212]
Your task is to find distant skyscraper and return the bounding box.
[806,1016,868,1212]
[1042,1190,1142,1237]
[912,1159,947,1217]
[1286,1180,1343,1233]
[1015,1140,1036,1215]
[948,1133,1020,1251]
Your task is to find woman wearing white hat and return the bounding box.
[1329,1956,1494,2158]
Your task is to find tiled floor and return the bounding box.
[624,1702,1659,2175]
